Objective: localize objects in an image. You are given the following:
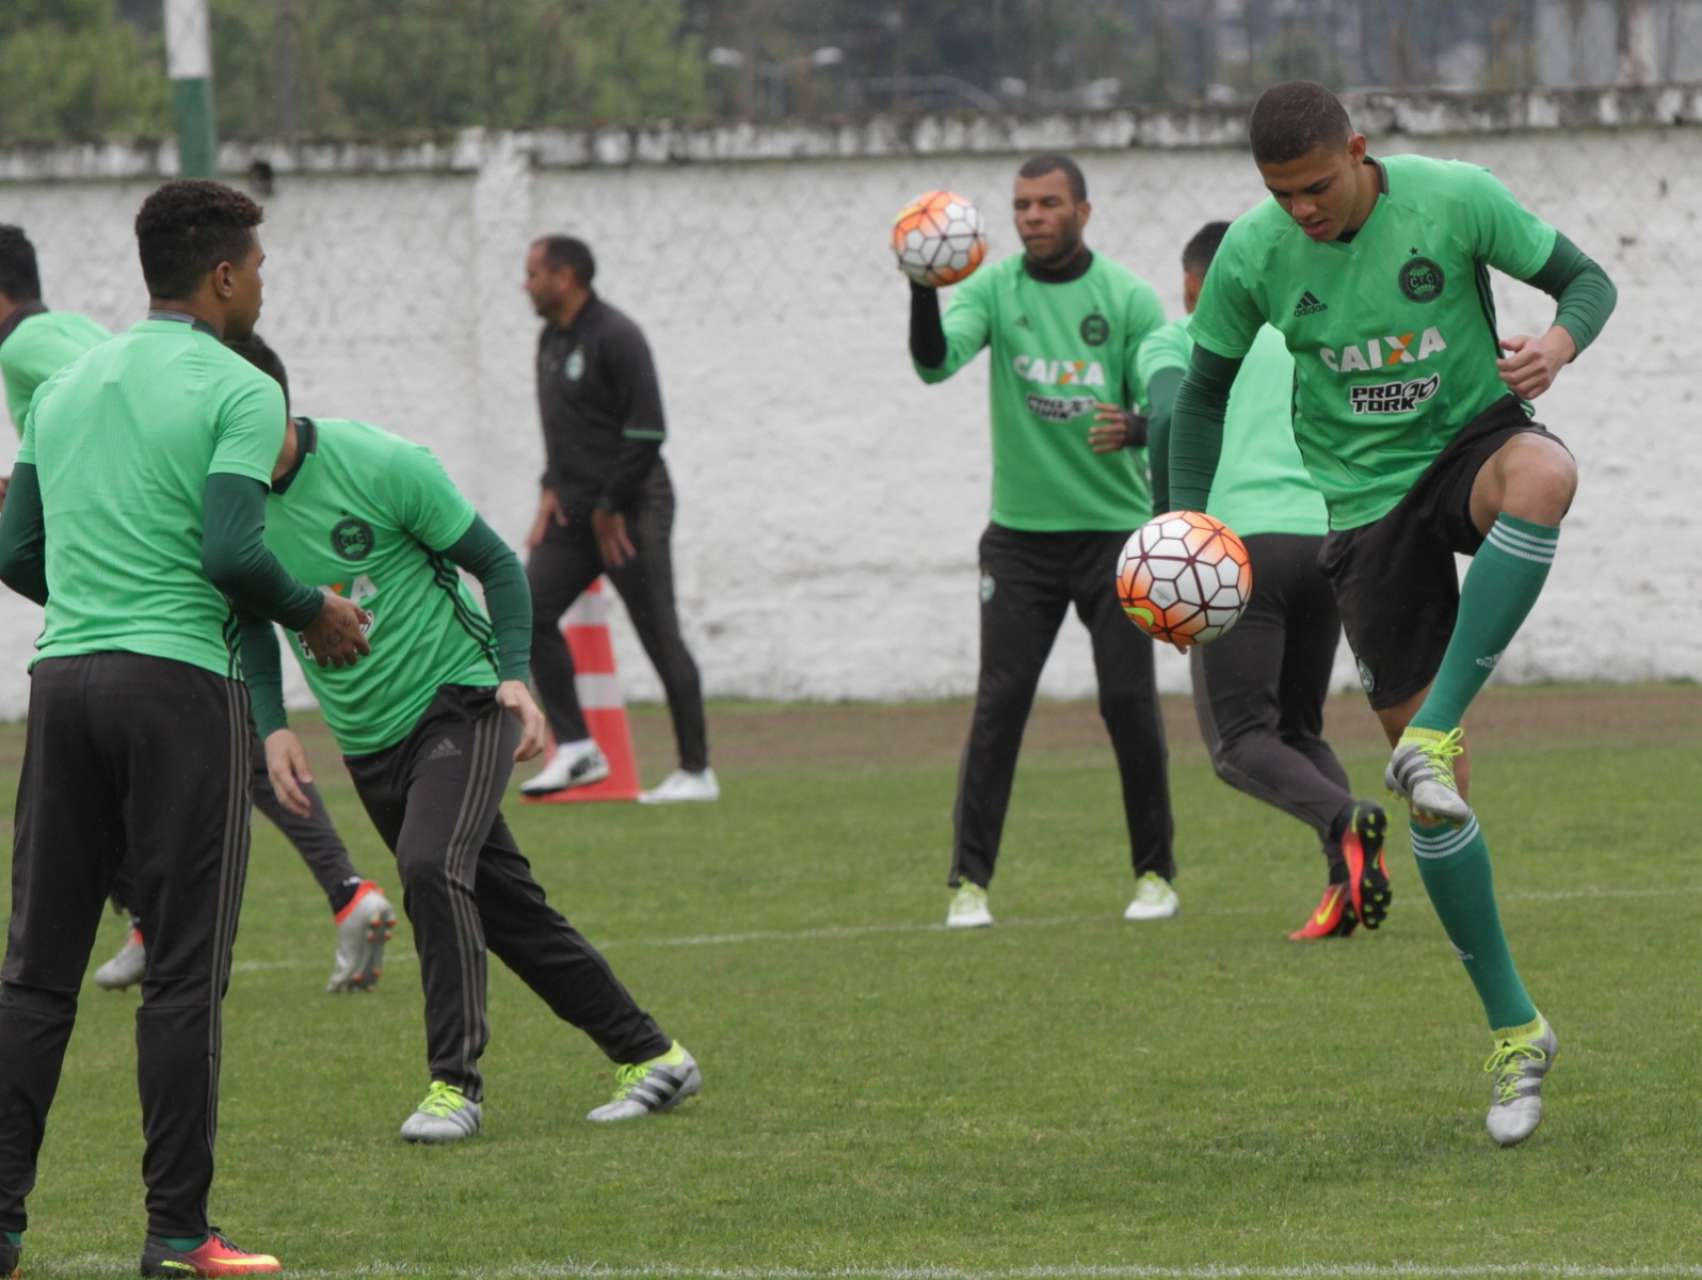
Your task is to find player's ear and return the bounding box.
[1346,133,1368,163]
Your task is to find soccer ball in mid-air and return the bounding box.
[891,190,987,287]
[1116,511,1253,648]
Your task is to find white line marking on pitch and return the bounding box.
[33,1258,1702,1279]
[226,883,1702,976]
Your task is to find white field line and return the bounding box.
[227,882,1702,976]
[34,1258,1702,1279]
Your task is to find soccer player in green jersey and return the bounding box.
[229,336,701,1143]
[909,153,1178,928]
[0,179,373,1279]
[0,223,111,507]
[1127,220,1389,943]
[1168,83,1617,1146]
[0,224,397,996]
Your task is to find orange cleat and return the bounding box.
[140,1230,280,1276]
[1289,881,1358,940]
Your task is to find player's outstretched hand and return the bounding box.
[1497,328,1575,400]
[302,589,371,668]
[1088,403,1148,453]
[264,728,316,818]
[497,679,550,763]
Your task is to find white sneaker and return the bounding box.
[520,741,610,796]
[399,1082,482,1143]
[586,1043,701,1122]
[94,925,146,990]
[1123,871,1179,921]
[638,768,720,805]
[945,882,993,929]
[327,881,398,993]
[1485,1015,1558,1147]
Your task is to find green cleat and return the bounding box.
[1385,726,1472,825]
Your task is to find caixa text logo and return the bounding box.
[1318,326,1447,373]
[1012,354,1107,387]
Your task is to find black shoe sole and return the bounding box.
[1348,804,1392,930]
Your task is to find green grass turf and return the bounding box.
[2,687,1700,1278]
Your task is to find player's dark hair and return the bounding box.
[1182,221,1231,276]
[1248,81,1352,165]
[225,333,290,411]
[1017,153,1088,203]
[536,235,596,289]
[0,224,43,302]
[134,180,264,300]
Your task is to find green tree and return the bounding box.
[0,0,167,142]
[209,0,706,139]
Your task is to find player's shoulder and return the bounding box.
[589,296,649,341]
[1382,153,1506,211]
[1088,253,1161,299]
[1218,200,1303,271]
[313,416,415,460]
[961,252,1023,292]
[193,331,283,399]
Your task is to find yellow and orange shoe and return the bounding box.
[1288,881,1358,940]
[140,1229,280,1276]
[1341,802,1392,930]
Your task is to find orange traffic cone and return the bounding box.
[524,578,640,804]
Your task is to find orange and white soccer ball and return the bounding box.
[1115,511,1253,648]
[891,190,987,287]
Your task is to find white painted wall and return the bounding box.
[1,108,1697,720]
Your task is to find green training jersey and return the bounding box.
[1188,154,1558,530]
[1137,318,1327,538]
[20,316,285,677]
[1,308,112,432]
[263,417,496,756]
[915,252,1167,532]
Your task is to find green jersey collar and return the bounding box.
[272,415,318,496]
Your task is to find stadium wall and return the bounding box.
[1,87,1697,718]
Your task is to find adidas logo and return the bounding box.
[426,737,462,761]
[1293,290,1327,317]
[1476,651,1504,671]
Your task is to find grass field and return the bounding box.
[1,684,1699,1279]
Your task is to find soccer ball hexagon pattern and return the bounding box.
[890,190,988,287]
[1115,510,1253,648]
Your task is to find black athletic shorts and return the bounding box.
[1316,395,1570,711]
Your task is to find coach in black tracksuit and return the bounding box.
[519,235,709,796]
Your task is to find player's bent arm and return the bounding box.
[910,278,990,384]
[202,473,327,630]
[441,515,533,682]
[1167,347,1241,514]
[1143,367,1186,513]
[0,462,48,604]
[1523,233,1617,358]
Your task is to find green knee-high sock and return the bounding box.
[1410,816,1536,1030]
[1410,514,1559,732]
